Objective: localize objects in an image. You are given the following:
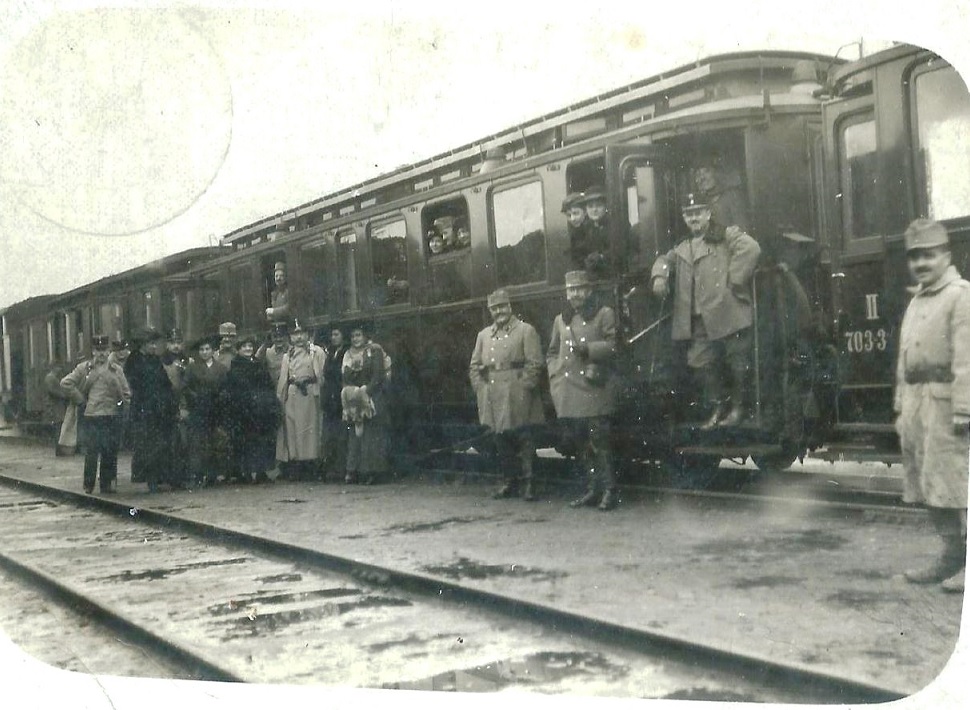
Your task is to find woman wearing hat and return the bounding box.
[60,335,131,494]
[341,322,390,485]
[183,335,229,486]
[225,335,280,483]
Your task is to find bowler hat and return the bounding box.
[904,218,949,251]
[218,322,237,337]
[564,270,591,288]
[487,289,511,307]
[92,334,110,350]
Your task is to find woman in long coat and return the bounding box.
[341,324,390,485]
[225,335,280,483]
[182,336,229,486]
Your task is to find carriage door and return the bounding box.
[604,144,671,384]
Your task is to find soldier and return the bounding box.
[216,322,238,369]
[895,219,969,594]
[265,262,291,323]
[60,335,130,494]
[547,270,620,511]
[469,289,545,501]
[650,193,761,429]
[277,320,326,480]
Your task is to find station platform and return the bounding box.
[0,437,964,701]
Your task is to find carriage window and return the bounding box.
[566,156,605,194]
[96,303,123,343]
[369,217,409,307]
[423,198,471,304]
[301,239,332,316]
[336,228,360,313]
[622,162,661,262]
[839,115,879,239]
[492,181,546,286]
[914,65,970,220]
[228,264,252,326]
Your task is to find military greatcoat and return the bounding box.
[547,302,619,419]
[651,223,761,342]
[893,265,970,508]
[469,316,545,433]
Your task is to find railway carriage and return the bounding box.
[3,43,968,483]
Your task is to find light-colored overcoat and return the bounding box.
[547,304,618,419]
[276,343,326,461]
[893,265,970,508]
[651,224,761,341]
[469,316,545,433]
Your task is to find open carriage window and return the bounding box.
[369,217,409,307]
[423,197,471,304]
[492,180,546,286]
[838,114,879,239]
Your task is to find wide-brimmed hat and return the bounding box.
[561,192,587,213]
[579,186,606,203]
[564,270,591,288]
[904,218,949,252]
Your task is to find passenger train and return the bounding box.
[2,43,968,481]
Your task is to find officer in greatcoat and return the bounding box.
[265,262,291,323]
[469,289,546,501]
[894,219,969,593]
[650,193,761,428]
[547,270,621,511]
[277,320,326,479]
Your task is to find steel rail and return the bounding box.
[0,474,907,702]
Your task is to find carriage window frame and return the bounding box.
[909,61,970,222]
[335,226,361,314]
[300,235,333,318]
[367,215,410,308]
[836,110,879,241]
[489,178,548,288]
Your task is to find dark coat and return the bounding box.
[322,344,348,420]
[547,300,619,418]
[183,359,229,428]
[225,355,280,472]
[125,351,178,423]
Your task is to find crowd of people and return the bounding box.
[47,319,393,495]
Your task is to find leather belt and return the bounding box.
[904,367,954,384]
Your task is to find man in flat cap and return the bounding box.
[547,270,620,511]
[651,193,761,429]
[470,289,545,500]
[266,262,291,322]
[216,322,238,369]
[895,219,969,593]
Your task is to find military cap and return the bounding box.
[110,339,130,352]
[486,289,511,307]
[561,192,587,213]
[91,334,111,350]
[291,318,305,333]
[270,321,289,338]
[580,186,606,203]
[904,218,949,252]
[681,192,710,211]
[167,328,183,342]
[433,216,455,229]
[564,270,591,288]
[274,261,286,273]
[218,322,238,337]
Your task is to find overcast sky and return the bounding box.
[1,1,968,309]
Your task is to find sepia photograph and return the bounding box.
[0,1,968,708]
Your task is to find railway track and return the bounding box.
[0,475,905,702]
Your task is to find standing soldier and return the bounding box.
[60,335,130,494]
[547,270,620,511]
[277,320,326,480]
[216,322,238,369]
[650,193,761,429]
[265,262,290,323]
[895,219,969,594]
[257,321,291,479]
[469,289,545,501]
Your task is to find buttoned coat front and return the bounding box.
[469,316,545,433]
[547,303,619,418]
[893,265,970,508]
[650,224,761,342]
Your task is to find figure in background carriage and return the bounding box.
[265,261,291,323]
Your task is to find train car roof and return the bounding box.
[828,43,934,93]
[221,49,839,247]
[0,293,56,319]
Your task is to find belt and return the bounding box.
[904,367,954,384]
[482,361,525,373]
[288,375,318,385]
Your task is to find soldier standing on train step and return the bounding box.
[265,262,291,323]
[895,219,969,594]
[650,193,761,429]
[547,270,620,511]
[469,289,545,501]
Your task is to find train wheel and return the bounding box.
[663,453,722,490]
[751,450,802,472]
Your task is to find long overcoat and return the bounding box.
[651,223,761,342]
[469,316,545,433]
[277,343,326,461]
[547,302,619,419]
[225,355,280,472]
[893,265,970,508]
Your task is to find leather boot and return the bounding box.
[698,368,725,430]
[906,509,966,584]
[570,455,599,507]
[520,447,537,501]
[718,363,749,427]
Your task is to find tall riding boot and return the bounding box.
[699,368,726,430]
[570,451,598,508]
[594,445,618,511]
[491,436,519,498]
[906,508,967,584]
[520,448,537,502]
[718,362,749,428]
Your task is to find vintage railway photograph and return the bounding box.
[0,3,968,709]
